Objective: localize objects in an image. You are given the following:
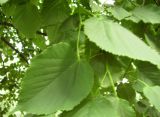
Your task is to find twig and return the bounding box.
[0,36,29,64]
[0,22,47,36]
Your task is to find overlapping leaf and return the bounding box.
[41,0,70,26]
[136,62,160,86]
[17,43,94,114]
[143,86,160,111]
[132,4,160,24]
[62,97,136,117]
[41,0,71,42]
[13,3,41,37]
[108,6,131,20]
[84,17,160,68]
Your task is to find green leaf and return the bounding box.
[47,15,79,44]
[136,62,160,86]
[90,54,124,88]
[17,42,94,114]
[132,4,160,24]
[108,6,131,20]
[117,83,136,103]
[145,34,160,53]
[143,86,160,111]
[42,0,71,43]
[0,0,8,4]
[41,0,70,26]
[13,3,41,37]
[84,17,160,68]
[62,97,118,117]
[108,97,136,117]
[32,35,47,50]
[62,97,135,117]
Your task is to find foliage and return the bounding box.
[0,0,160,116]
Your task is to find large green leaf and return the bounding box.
[143,86,160,111]
[62,97,135,117]
[84,17,160,68]
[17,43,94,114]
[132,4,160,24]
[13,3,41,37]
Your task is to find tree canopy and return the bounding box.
[0,0,160,116]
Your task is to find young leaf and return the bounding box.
[132,4,160,24]
[84,17,160,68]
[17,42,94,114]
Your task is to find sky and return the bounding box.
[99,0,115,5]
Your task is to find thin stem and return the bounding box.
[101,69,108,85]
[89,53,104,60]
[77,3,82,61]
[142,0,145,5]
[138,79,149,87]
[122,60,133,78]
[106,64,117,97]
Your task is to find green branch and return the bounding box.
[77,3,82,61]
[106,64,117,97]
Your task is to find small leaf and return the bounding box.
[132,4,160,24]
[143,86,160,111]
[84,17,160,68]
[18,42,94,114]
[108,6,131,20]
